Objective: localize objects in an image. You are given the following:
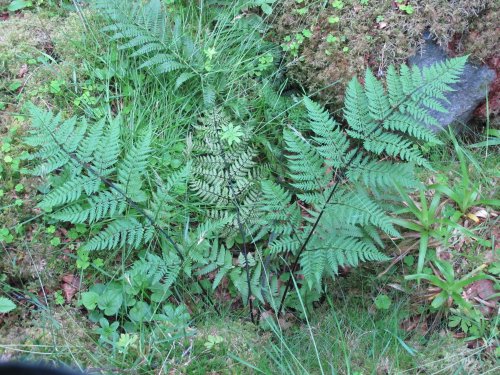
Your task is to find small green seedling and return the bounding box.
[374,294,392,310]
[0,228,14,244]
[204,334,224,350]
[54,291,65,305]
[116,333,138,354]
[328,16,340,24]
[46,225,56,234]
[326,34,338,43]
[76,249,91,270]
[50,237,61,246]
[396,0,414,14]
[331,0,344,9]
[220,123,244,146]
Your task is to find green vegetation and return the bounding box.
[271,0,498,105]
[1,1,498,374]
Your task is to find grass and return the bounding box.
[1,1,499,374]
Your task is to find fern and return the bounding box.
[230,261,264,305]
[83,217,154,251]
[24,54,468,310]
[128,251,181,294]
[94,0,274,109]
[195,241,234,290]
[24,105,155,253]
[258,57,467,291]
[188,109,265,239]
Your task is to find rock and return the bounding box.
[408,32,496,132]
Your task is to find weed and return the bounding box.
[406,259,492,311]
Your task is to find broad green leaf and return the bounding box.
[98,290,123,316]
[81,291,99,310]
[8,0,33,12]
[0,297,16,313]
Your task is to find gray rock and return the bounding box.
[408,33,496,132]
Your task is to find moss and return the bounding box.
[0,10,90,110]
[412,332,498,374]
[271,0,499,106]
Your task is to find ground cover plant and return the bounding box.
[271,0,499,108]
[1,1,498,374]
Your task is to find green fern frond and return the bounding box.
[92,116,121,177]
[283,128,331,202]
[76,119,105,164]
[345,57,467,165]
[118,127,152,199]
[269,237,301,254]
[322,236,388,274]
[260,180,302,236]
[304,97,353,169]
[329,189,399,237]
[38,176,86,210]
[51,190,126,224]
[23,106,164,255]
[83,217,154,251]
[133,251,181,290]
[230,263,264,305]
[346,158,417,190]
[195,241,234,290]
[300,248,325,289]
[189,109,264,236]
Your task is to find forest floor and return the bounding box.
[0,2,498,374]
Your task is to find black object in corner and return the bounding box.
[0,362,84,375]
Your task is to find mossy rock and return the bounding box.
[270,0,499,108]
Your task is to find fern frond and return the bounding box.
[347,158,417,190]
[51,190,126,224]
[328,189,399,238]
[304,97,352,169]
[118,127,152,199]
[283,128,331,202]
[91,116,121,177]
[345,57,467,165]
[300,247,325,289]
[38,176,86,210]
[83,217,154,251]
[321,236,388,275]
